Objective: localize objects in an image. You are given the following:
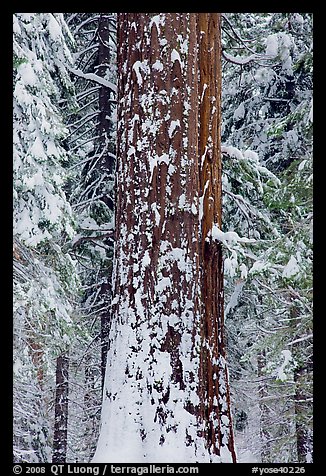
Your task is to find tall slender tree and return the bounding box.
[52,355,69,463]
[93,13,236,463]
[60,13,117,461]
[65,12,116,391]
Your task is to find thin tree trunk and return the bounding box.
[289,305,313,462]
[96,13,115,196]
[294,366,307,462]
[97,14,115,390]
[293,324,313,461]
[52,355,69,463]
[94,13,236,463]
[257,350,271,462]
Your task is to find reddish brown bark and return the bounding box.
[197,15,236,460]
[97,13,236,462]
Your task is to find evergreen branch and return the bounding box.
[68,66,117,93]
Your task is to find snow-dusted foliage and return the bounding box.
[13,13,80,462]
[221,13,313,463]
[13,13,75,246]
[60,13,117,461]
[222,13,312,173]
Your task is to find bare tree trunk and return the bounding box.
[96,13,115,209]
[290,305,313,462]
[52,355,69,463]
[257,350,271,462]
[93,13,236,463]
[96,14,115,390]
[294,366,308,462]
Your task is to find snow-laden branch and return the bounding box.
[73,14,116,34]
[221,13,256,49]
[286,334,313,346]
[209,223,256,245]
[73,43,99,61]
[222,50,274,66]
[70,231,114,249]
[68,66,117,93]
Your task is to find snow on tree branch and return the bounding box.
[68,66,117,93]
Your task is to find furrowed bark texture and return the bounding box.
[93,13,236,463]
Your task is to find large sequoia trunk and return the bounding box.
[93,13,236,463]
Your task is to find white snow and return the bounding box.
[282,255,299,278]
[46,139,60,157]
[14,82,33,106]
[149,153,170,181]
[48,14,62,41]
[152,60,164,72]
[211,224,255,245]
[178,193,186,209]
[142,250,151,268]
[298,159,307,170]
[134,288,145,317]
[201,83,208,103]
[171,49,183,69]
[168,119,180,138]
[199,180,209,223]
[149,14,165,35]
[158,154,169,166]
[23,170,44,189]
[223,51,260,65]
[221,145,244,161]
[221,414,230,426]
[308,100,313,123]
[285,129,298,146]
[18,62,37,87]
[239,263,248,279]
[233,102,245,121]
[306,451,313,463]
[249,260,268,274]
[151,203,161,226]
[220,445,233,463]
[277,350,292,382]
[168,163,176,175]
[13,15,21,34]
[156,276,172,293]
[224,251,238,278]
[30,137,47,160]
[225,280,244,317]
[201,145,208,167]
[236,447,258,463]
[69,67,117,93]
[265,33,279,58]
[243,149,259,163]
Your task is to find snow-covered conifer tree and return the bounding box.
[13,13,79,462]
[221,12,313,463]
